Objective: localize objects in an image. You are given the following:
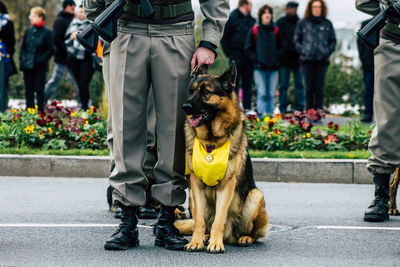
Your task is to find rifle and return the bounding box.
[357,0,400,48]
[77,0,155,51]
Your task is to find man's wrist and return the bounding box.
[199,41,218,59]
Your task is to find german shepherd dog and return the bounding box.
[389,168,400,215]
[175,63,268,253]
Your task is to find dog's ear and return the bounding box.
[197,64,208,75]
[220,62,237,92]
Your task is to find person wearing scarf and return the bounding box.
[65,5,94,110]
[20,6,53,112]
[294,0,336,123]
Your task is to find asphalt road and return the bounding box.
[0,177,399,266]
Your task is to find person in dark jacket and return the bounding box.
[245,4,281,116]
[357,18,374,124]
[0,1,17,112]
[44,0,76,102]
[65,5,94,110]
[221,0,255,111]
[294,0,336,120]
[20,7,53,112]
[277,1,304,114]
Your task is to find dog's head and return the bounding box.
[182,63,237,128]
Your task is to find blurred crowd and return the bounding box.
[0,0,374,123]
[221,0,374,123]
[0,0,100,113]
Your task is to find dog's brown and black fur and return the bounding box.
[175,63,268,253]
[390,168,400,215]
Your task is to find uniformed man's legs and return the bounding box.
[139,88,158,219]
[104,29,151,250]
[150,21,195,250]
[364,38,400,222]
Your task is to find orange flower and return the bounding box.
[323,134,339,144]
[81,136,87,142]
[89,138,94,143]
[91,128,96,135]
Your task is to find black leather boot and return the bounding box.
[154,205,188,250]
[364,173,390,222]
[137,195,157,219]
[104,206,139,250]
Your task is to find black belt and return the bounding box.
[124,1,192,20]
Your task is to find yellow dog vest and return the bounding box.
[188,138,230,186]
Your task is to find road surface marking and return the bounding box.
[1,224,400,231]
[315,226,400,231]
[0,223,153,228]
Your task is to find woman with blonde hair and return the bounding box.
[20,6,53,112]
[294,0,336,122]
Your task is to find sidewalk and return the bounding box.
[1,154,373,184]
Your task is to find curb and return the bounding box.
[0,154,373,184]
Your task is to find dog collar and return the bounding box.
[192,138,230,186]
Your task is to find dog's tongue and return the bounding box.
[189,116,202,127]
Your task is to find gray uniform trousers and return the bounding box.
[103,42,157,181]
[109,20,195,207]
[367,37,400,175]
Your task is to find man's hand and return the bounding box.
[71,32,78,40]
[191,47,215,71]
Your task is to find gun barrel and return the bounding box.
[92,0,127,42]
[76,23,99,52]
[357,8,390,48]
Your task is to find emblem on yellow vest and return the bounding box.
[188,138,230,186]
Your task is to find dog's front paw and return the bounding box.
[184,240,204,252]
[207,238,225,253]
[389,208,400,216]
[238,236,255,246]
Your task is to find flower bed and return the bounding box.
[0,101,107,150]
[246,109,373,152]
[0,104,372,152]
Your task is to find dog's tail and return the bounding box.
[174,219,194,235]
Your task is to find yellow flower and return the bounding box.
[271,118,277,124]
[264,116,270,123]
[256,118,260,122]
[306,133,311,138]
[35,105,38,110]
[276,114,282,120]
[25,126,31,134]
[303,135,306,138]
[38,131,44,139]
[348,153,355,158]
[71,111,77,117]
[12,109,17,113]
[27,108,35,114]
[84,120,89,125]
[29,124,35,133]
[48,127,53,134]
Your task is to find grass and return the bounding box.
[0,147,110,156]
[0,146,371,159]
[249,150,371,159]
